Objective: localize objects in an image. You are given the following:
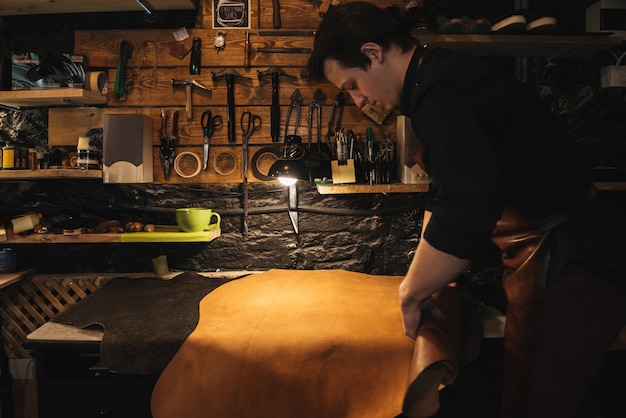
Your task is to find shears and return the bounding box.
[240,110,262,239]
[201,109,222,170]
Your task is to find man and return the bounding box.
[308,2,626,418]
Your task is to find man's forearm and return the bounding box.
[399,238,471,306]
[398,210,471,338]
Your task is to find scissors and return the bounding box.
[240,110,261,238]
[201,109,223,170]
[240,110,262,143]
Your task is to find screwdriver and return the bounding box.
[243,31,250,68]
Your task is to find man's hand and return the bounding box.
[400,295,447,340]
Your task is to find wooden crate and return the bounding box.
[0,275,110,358]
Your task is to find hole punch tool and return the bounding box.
[201,109,223,171]
[240,110,262,239]
[284,88,302,138]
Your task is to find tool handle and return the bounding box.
[227,76,236,143]
[272,0,281,28]
[190,37,201,75]
[271,72,280,142]
[185,84,192,120]
[171,110,179,139]
[243,32,250,68]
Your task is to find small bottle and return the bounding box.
[29,148,37,170]
[2,141,16,170]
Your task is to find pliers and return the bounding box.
[284,88,302,138]
[159,109,178,178]
[308,88,326,149]
[326,92,345,158]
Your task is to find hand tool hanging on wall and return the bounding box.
[171,79,211,120]
[272,0,282,28]
[159,109,178,179]
[285,88,302,138]
[240,110,262,239]
[326,92,345,158]
[201,109,222,170]
[189,37,201,75]
[243,31,251,68]
[308,88,325,150]
[257,67,297,143]
[212,69,250,144]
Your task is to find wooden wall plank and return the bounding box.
[63,0,402,183]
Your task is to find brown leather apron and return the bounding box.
[491,186,597,418]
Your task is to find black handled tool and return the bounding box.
[190,37,201,75]
[258,67,297,143]
[212,69,249,143]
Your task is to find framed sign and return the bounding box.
[213,0,250,29]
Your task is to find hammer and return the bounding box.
[257,67,297,143]
[212,69,249,143]
[171,79,211,121]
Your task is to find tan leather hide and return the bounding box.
[151,269,462,418]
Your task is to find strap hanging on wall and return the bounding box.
[114,40,133,101]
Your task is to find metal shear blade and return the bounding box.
[285,88,302,138]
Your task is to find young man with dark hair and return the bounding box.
[308,2,626,418]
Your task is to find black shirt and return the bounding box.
[399,46,593,260]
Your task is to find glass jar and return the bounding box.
[2,141,16,170]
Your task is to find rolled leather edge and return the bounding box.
[402,284,464,418]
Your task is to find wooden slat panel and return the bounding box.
[50,102,398,146]
[66,0,402,184]
[75,29,313,69]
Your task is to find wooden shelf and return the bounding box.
[316,181,625,194]
[316,183,430,194]
[0,269,35,290]
[416,34,622,58]
[0,88,107,108]
[0,169,102,180]
[0,0,195,16]
[6,226,221,244]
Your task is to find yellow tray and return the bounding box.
[120,225,221,243]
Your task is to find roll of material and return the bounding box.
[213,151,237,176]
[174,151,202,178]
[87,71,109,95]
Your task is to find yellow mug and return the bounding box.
[176,208,221,232]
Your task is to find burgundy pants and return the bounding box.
[526,265,626,418]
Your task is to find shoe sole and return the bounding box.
[527,16,557,33]
[492,15,527,33]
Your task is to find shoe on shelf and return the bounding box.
[521,9,557,33]
[491,8,557,34]
[462,16,491,34]
[491,11,527,33]
[436,16,465,33]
